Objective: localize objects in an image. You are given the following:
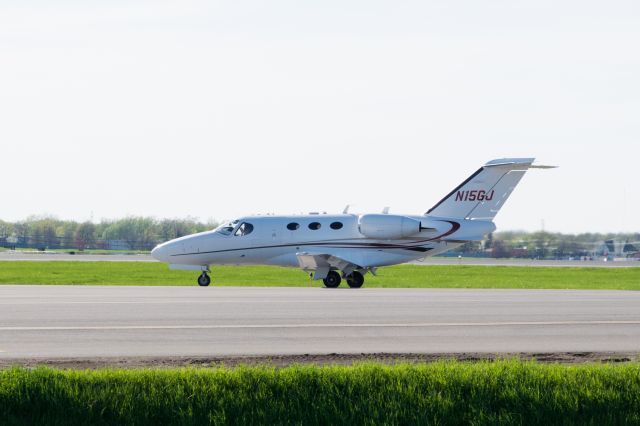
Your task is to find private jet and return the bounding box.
[151,158,553,287]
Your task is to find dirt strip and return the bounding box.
[1,352,639,369]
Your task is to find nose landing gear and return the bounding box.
[197,272,211,287]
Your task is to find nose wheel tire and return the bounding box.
[346,271,365,288]
[323,271,341,288]
[197,272,211,287]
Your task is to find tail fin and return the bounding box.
[426,158,538,220]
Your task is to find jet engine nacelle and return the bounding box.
[358,214,422,239]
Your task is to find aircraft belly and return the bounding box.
[301,246,420,268]
[167,253,208,266]
[264,252,300,267]
[422,241,464,257]
[361,250,422,267]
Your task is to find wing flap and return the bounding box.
[296,252,362,280]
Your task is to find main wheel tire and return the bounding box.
[197,273,211,287]
[323,270,341,288]
[346,271,364,288]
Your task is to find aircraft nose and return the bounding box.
[151,243,169,262]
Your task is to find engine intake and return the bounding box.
[358,214,422,239]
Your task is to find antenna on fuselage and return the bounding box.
[382,206,390,214]
[343,205,350,214]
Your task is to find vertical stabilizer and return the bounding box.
[426,158,535,220]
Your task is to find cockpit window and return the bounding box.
[234,222,254,236]
[214,220,239,236]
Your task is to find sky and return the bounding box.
[1,0,638,233]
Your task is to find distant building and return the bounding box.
[593,240,639,260]
[105,240,131,250]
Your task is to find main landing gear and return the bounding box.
[345,271,364,288]
[322,270,365,289]
[197,272,211,287]
[323,271,341,288]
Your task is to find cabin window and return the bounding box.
[287,222,300,231]
[308,222,321,230]
[234,222,254,236]
[330,222,343,230]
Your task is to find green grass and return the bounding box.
[0,261,639,289]
[1,361,640,425]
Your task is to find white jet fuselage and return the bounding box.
[151,214,495,269]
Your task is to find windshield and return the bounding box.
[214,219,239,236]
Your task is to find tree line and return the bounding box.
[0,216,219,251]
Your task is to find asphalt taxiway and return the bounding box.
[1,286,639,360]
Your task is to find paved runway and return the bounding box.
[0,252,155,262]
[1,286,639,359]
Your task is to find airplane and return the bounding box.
[151,158,554,287]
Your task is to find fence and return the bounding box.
[0,235,159,251]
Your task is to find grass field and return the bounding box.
[0,261,639,289]
[2,361,640,425]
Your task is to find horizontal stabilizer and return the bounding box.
[529,165,557,169]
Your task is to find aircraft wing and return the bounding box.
[296,252,365,280]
